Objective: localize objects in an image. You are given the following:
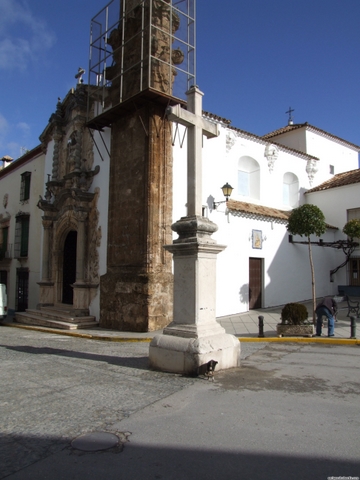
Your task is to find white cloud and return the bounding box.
[0,113,8,132]
[16,121,31,135]
[0,114,32,159]
[0,113,11,157]
[5,141,21,159]
[0,0,55,70]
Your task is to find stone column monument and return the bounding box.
[99,0,178,332]
[149,86,241,375]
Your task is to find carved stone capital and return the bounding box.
[264,144,279,173]
[42,219,53,229]
[226,130,237,153]
[171,215,218,245]
[306,159,318,186]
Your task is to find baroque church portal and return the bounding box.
[37,85,102,323]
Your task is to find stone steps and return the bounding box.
[15,306,99,330]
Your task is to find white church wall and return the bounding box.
[305,132,358,180]
[212,210,343,316]
[223,133,312,210]
[172,119,357,317]
[172,124,190,222]
[306,183,360,275]
[88,128,111,318]
[266,127,358,185]
[205,129,298,314]
[267,129,307,154]
[307,185,360,229]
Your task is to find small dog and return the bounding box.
[197,359,218,381]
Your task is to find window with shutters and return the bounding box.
[14,214,30,258]
[20,172,31,202]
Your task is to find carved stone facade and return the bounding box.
[37,85,101,315]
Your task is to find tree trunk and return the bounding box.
[308,236,316,323]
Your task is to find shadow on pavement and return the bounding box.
[1,432,359,480]
[0,344,149,371]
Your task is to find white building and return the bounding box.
[172,117,359,316]
[306,168,360,296]
[0,148,45,315]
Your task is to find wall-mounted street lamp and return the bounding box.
[213,183,234,209]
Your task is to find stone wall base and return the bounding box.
[100,270,173,332]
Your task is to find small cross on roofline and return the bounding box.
[285,106,294,125]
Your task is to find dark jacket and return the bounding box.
[316,297,337,315]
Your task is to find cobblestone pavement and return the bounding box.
[0,326,264,479]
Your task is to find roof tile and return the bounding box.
[226,199,290,223]
[306,168,360,193]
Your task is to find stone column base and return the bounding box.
[37,282,55,306]
[149,332,241,375]
[100,271,173,332]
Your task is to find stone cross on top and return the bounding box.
[166,86,219,217]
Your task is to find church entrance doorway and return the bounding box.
[249,257,263,309]
[62,231,77,304]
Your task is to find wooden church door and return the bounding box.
[249,257,263,309]
[62,231,77,304]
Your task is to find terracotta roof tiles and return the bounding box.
[226,199,338,229]
[306,168,360,193]
[226,199,290,223]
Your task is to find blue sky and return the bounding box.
[1,0,359,160]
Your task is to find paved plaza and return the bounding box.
[218,297,359,340]
[1,310,360,479]
[4,297,359,343]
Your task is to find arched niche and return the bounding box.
[237,156,260,200]
[283,172,299,207]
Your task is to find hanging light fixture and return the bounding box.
[213,182,233,209]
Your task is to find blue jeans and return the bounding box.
[316,306,335,336]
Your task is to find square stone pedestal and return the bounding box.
[149,330,240,375]
[149,216,241,375]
